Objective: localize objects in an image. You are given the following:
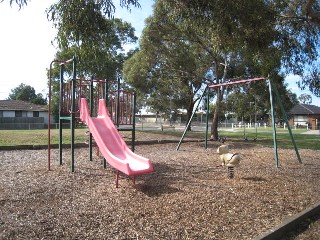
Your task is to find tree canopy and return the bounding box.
[298,93,313,104]
[124,1,214,125]
[161,0,320,96]
[1,0,140,12]
[48,6,138,120]
[125,0,295,138]
[0,0,28,9]
[8,83,47,105]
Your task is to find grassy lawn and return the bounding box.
[146,127,320,150]
[0,128,89,146]
[0,127,319,150]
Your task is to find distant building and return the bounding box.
[0,100,53,129]
[289,104,320,129]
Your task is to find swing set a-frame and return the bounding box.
[176,77,303,168]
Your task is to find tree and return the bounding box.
[1,0,140,12]
[0,0,28,9]
[165,0,320,95]
[123,2,212,128]
[298,66,320,97]
[46,0,140,50]
[223,75,299,125]
[50,17,137,79]
[298,93,313,104]
[8,83,47,105]
[149,0,319,139]
[127,0,284,139]
[49,15,138,120]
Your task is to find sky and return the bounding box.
[0,0,319,106]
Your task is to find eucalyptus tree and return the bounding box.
[124,1,212,127]
[163,0,320,95]
[127,0,278,139]
[0,0,27,8]
[154,0,320,139]
[1,0,141,12]
[48,14,137,120]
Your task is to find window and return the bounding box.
[33,111,39,117]
[0,111,3,117]
[294,115,307,122]
[15,111,22,117]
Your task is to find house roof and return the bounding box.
[290,104,320,115]
[0,100,48,112]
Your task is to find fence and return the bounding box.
[0,117,72,130]
[0,117,45,130]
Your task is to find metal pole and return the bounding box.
[59,63,64,166]
[48,60,67,170]
[132,92,136,152]
[89,76,94,161]
[243,116,246,139]
[48,61,53,170]
[255,96,257,139]
[177,85,208,151]
[105,79,108,102]
[205,88,210,149]
[103,79,108,169]
[70,56,76,173]
[268,80,279,168]
[117,74,120,128]
[272,83,302,164]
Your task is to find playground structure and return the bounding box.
[177,77,303,168]
[47,57,153,187]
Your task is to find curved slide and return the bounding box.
[80,98,153,182]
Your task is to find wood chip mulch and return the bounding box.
[0,133,319,239]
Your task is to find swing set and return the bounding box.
[177,77,302,168]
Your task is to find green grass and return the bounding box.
[0,127,319,150]
[0,129,88,146]
[220,132,320,150]
[145,128,320,150]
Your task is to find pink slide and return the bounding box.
[80,98,153,185]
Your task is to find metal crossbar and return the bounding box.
[208,77,265,88]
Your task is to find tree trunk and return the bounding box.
[210,87,222,140]
[210,98,220,140]
[210,57,227,140]
[186,98,194,131]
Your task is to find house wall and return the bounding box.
[0,110,55,129]
[289,114,320,129]
[308,115,320,129]
[3,111,15,117]
[39,111,50,124]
